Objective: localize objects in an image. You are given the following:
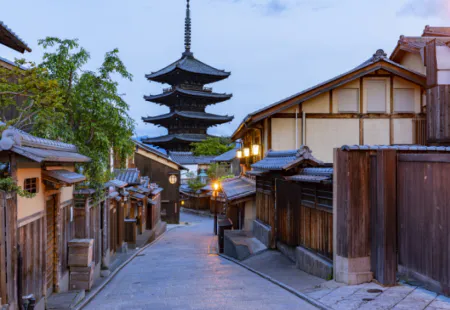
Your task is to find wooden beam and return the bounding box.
[268,117,272,150]
[329,90,333,113]
[360,118,364,145]
[359,78,364,114]
[390,76,394,144]
[390,119,394,145]
[375,149,397,285]
[305,113,423,119]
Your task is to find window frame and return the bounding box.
[24,177,39,194]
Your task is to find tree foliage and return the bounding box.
[0,59,64,131]
[33,37,135,190]
[191,137,234,156]
[206,162,234,181]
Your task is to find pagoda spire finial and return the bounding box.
[183,0,193,56]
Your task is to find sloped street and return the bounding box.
[84,213,318,310]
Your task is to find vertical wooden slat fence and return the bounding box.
[0,191,17,309]
[276,180,333,260]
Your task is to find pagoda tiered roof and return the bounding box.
[144,86,232,106]
[145,55,230,85]
[142,111,233,127]
[142,133,211,144]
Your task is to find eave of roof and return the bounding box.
[144,87,232,103]
[0,21,32,53]
[231,50,426,140]
[251,147,322,171]
[145,55,230,81]
[389,36,450,62]
[142,133,212,144]
[133,139,187,170]
[142,111,234,124]
[12,146,90,163]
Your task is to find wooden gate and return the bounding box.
[397,153,450,292]
[276,179,333,259]
[0,192,18,308]
[45,196,56,296]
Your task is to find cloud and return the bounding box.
[222,0,333,14]
[397,0,449,18]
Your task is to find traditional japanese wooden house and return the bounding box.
[0,126,90,309]
[248,147,323,249]
[232,49,427,165]
[169,151,215,184]
[211,147,241,177]
[142,0,233,151]
[132,140,185,224]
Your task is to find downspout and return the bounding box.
[302,111,306,145]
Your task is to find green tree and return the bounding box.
[191,137,234,156]
[206,162,234,180]
[0,59,64,131]
[34,37,135,191]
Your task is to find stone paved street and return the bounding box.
[84,212,318,310]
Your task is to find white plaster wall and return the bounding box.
[399,52,426,75]
[436,46,450,70]
[393,77,421,113]
[332,80,360,114]
[393,119,414,144]
[363,78,390,113]
[263,118,269,155]
[363,119,390,145]
[17,168,45,220]
[302,92,330,113]
[271,118,302,150]
[305,119,359,163]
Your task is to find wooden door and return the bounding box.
[46,196,55,295]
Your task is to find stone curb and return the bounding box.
[75,225,181,310]
[218,253,332,310]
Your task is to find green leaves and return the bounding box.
[35,37,135,192]
[191,137,234,156]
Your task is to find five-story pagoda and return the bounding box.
[142,0,233,151]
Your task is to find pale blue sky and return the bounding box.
[1,0,448,138]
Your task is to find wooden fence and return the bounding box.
[0,192,17,309]
[255,176,275,231]
[276,180,333,260]
[337,148,450,292]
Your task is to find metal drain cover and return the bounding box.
[367,289,383,294]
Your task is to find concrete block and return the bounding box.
[223,230,266,261]
[252,220,271,248]
[276,241,296,263]
[295,246,333,280]
[335,255,373,285]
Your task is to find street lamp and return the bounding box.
[252,144,260,156]
[213,181,220,235]
[236,150,243,159]
[243,148,250,157]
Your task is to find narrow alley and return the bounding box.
[83,213,318,310]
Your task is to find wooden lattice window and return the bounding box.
[24,178,39,194]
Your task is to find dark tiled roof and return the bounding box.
[114,168,141,185]
[105,179,128,189]
[341,145,450,152]
[390,35,450,60]
[251,146,322,171]
[42,169,86,185]
[12,146,90,163]
[146,55,230,81]
[213,148,237,162]
[144,87,232,103]
[132,139,186,170]
[142,111,233,124]
[220,177,256,202]
[422,26,450,37]
[0,21,31,53]
[142,133,212,144]
[169,151,216,165]
[285,168,333,184]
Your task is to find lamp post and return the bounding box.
[213,181,220,235]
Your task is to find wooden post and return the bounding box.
[375,149,397,285]
[335,149,373,285]
[213,193,218,236]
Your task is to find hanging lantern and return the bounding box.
[169,174,178,184]
[237,150,243,159]
[252,144,260,156]
[243,148,250,157]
